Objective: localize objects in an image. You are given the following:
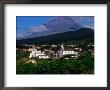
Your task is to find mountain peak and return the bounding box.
[44,16,82,31]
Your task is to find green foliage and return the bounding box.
[16,50,30,60]
[16,63,37,74]
[80,52,94,74]
[16,52,94,74]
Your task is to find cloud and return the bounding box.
[83,23,94,29]
[17,25,50,39]
[29,25,49,33]
[16,33,24,39]
[70,16,94,29]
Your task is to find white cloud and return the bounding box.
[17,25,50,39]
[70,16,94,29]
[29,25,49,33]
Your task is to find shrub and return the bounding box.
[16,52,94,74]
[16,50,30,60]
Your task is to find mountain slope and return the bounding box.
[17,28,94,45]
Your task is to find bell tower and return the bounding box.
[59,44,64,58]
[61,44,64,50]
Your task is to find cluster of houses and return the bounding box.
[17,43,94,60]
[27,44,81,59]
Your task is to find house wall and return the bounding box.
[29,49,46,58]
[38,55,50,59]
[35,53,45,57]
[63,51,75,55]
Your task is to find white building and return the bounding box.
[28,48,34,52]
[38,55,50,59]
[59,44,79,58]
[29,47,50,59]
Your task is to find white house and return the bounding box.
[28,48,34,52]
[29,47,50,59]
[59,44,79,58]
[38,55,50,59]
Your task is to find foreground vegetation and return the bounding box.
[16,51,94,74]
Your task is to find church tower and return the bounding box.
[61,44,64,50]
[59,44,64,58]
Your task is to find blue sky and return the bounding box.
[16,16,54,32]
[16,16,94,39]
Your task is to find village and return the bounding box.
[16,43,94,60]
[16,16,94,74]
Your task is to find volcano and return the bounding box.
[17,16,84,39]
